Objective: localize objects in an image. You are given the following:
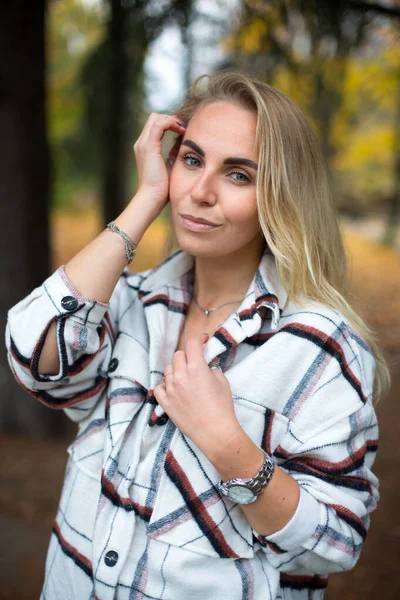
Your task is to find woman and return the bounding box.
[6,71,390,599]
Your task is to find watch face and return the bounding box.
[227,485,256,504]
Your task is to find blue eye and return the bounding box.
[231,171,250,184]
[182,154,201,167]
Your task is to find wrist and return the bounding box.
[133,187,167,217]
[114,195,156,246]
[206,426,265,483]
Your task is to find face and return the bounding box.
[169,101,264,259]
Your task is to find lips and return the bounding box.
[180,213,220,226]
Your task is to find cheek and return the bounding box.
[226,195,259,229]
[169,167,187,206]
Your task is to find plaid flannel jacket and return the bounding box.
[5,248,379,600]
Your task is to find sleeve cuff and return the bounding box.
[255,487,321,552]
[58,265,109,309]
[34,264,110,330]
[7,265,112,383]
[30,266,111,380]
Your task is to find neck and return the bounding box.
[192,238,265,308]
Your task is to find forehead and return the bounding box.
[185,102,258,159]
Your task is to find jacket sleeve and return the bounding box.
[5,264,129,422]
[253,327,379,576]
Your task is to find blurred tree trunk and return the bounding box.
[101,0,199,224]
[86,0,200,226]
[0,1,68,436]
[102,0,132,223]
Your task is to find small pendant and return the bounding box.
[205,309,210,316]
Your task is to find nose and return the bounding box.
[189,171,217,205]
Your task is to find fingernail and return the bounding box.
[175,121,186,128]
[202,332,209,340]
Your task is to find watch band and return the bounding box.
[217,449,275,504]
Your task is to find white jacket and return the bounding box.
[5,248,379,600]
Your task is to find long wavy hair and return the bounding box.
[166,70,390,402]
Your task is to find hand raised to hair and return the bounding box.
[133,113,185,212]
[153,333,243,461]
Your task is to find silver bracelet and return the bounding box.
[106,221,136,265]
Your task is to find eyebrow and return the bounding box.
[181,140,258,171]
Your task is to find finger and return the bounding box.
[153,382,168,408]
[141,112,183,134]
[146,114,186,143]
[209,364,224,377]
[172,349,187,372]
[134,114,184,152]
[161,114,186,135]
[185,333,209,368]
[164,363,174,376]
[135,112,162,141]
[168,113,186,129]
[163,363,175,389]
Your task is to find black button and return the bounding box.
[61,296,78,312]
[157,412,169,426]
[108,358,119,373]
[104,550,119,567]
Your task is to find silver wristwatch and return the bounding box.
[217,450,275,504]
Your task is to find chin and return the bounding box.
[174,231,240,259]
[176,239,220,259]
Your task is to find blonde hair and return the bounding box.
[168,70,390,402]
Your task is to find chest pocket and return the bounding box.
[146,399,290,559]
[67,335,149,481]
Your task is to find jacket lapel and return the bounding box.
[139,251,193,390]
[204,251,288,365]
[138,249,288,379]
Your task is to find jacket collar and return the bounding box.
[138,248,288,331]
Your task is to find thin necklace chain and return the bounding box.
[192,289,243,316]
[183,299,242,352]
[182,280,245,351]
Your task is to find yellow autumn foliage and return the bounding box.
[334,125,394,169]
[222,12,399,207]
[223,16,268,54]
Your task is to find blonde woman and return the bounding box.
[6,71,390,599]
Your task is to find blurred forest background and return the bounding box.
[0,0,399,598]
